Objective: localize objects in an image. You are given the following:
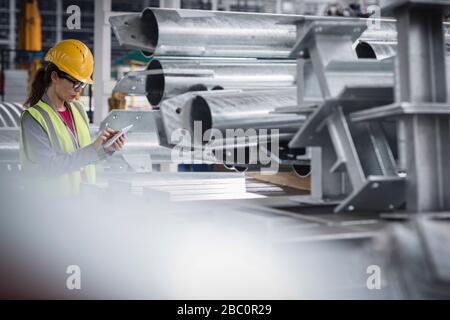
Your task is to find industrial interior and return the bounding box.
[1,0,450,299]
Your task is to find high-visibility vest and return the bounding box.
[19,99,96,195]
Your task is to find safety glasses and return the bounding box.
[57,71,88,90]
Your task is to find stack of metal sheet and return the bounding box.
[107,172,265,201]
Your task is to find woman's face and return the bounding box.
[51,71,83,102]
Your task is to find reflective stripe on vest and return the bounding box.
[19,99,96,195]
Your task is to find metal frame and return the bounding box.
[287,0,450,213]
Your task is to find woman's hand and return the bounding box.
[105,134,126,152]
[93,128,115,151]
[94,128,126,152]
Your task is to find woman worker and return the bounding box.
[19,39,125,195]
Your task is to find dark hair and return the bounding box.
[24,62,60,108]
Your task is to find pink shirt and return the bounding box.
[58,108,76,136]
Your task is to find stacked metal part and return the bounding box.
[110,8,450,150]
[110,7,307,151]
[110,7,450,179]
[105,10,355,169]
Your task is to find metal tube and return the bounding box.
[356,20,450,60]
[114,58,297,105]
[355,41,397,60]
[110,8,298,59]
[160,90,240,145]
[109,8,450,59]
[181,88,306,143]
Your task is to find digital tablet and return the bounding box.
[104,124,133,148]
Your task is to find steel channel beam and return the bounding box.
[382,0,450,212]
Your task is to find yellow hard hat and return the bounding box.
[44,39,94,84]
